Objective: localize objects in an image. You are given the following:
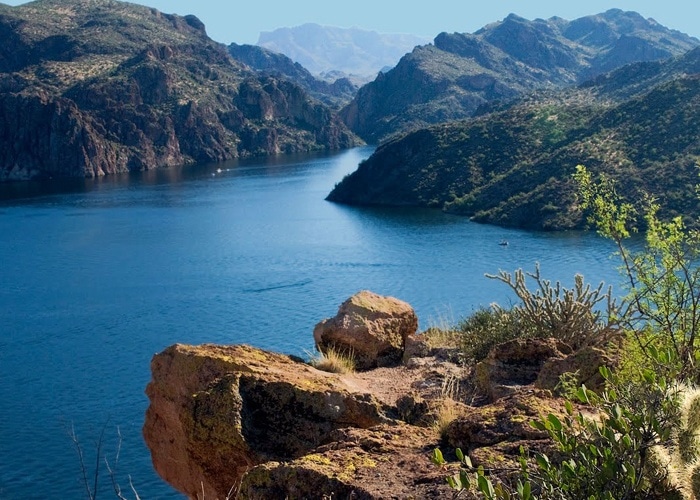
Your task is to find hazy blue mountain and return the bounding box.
[257,23,430,77]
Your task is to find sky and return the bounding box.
[3,0,700,45]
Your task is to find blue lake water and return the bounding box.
[0,146,621,498]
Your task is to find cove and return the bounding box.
[0,147,620,498]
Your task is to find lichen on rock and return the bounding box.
[143,343,394,498]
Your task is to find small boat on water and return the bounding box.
[499,240,508,246]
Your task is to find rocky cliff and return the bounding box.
[341,10,699,143]
[0,0,360,182]
[143,291,606,499]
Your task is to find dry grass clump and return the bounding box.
[422,326,461,350]
[308,347,356,374]
[432,374,464,438]
[421,309,463,352]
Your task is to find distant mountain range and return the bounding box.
[228,43,357,109]
[340,9,700,143]
[328,47,700,230]
[0,0,360,182]
[257,23,430,79]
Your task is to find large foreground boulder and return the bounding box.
[143,344,391,499]
[313,290,418,370]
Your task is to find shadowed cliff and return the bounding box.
[0,0,360,182]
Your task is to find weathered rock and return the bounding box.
[239,425,451,499]
[314,291,418,370]
[403,332,432,361]
[445,391,565,452]
[475,338,572,401]
[143,343,390,500]
[395,393,432,426]
[446,390,565,479]
[535,344,618,394]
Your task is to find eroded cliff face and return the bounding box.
[0,0,360,181]
[143,343,440,499]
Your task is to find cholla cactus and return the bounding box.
[658,385,700,499]
[692,465,700,499]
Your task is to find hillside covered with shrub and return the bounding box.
[329,48,700,230]
[340,9,699,143]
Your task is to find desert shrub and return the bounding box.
[487,263,622,350]
[436,364,700,499]
[454,263,620,364]
[455,306,531,363]
[528,366,685,500]
[434,165,700,498]
[576,164,700,382]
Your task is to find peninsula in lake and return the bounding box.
[329,11,700,230]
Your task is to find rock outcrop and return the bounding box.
[143,292,614,499]
[0,0,360,182]
[313,290,418,370]
[475,337,619,400]
[444,391,567,471]
[475,338,573,401]
[143,343,392,499]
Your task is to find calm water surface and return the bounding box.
[0,147,620,498]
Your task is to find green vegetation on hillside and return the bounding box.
[329,49,700,230]
[341,10,699,143]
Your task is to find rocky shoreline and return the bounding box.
[143,291,611,499]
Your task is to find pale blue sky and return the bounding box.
[3,0,699,45]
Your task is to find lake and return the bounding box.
[0,146,621,498]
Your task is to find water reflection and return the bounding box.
[0,148,368,205]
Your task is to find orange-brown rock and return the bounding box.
[475,338,572,401]
[445,391,567,473]
[535,344,618,394]
[143,323,611,497]
[238,425,451,499]
[313,290,418,370]
[143,343,391,499]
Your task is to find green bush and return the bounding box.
[487,263,621,350]
[436,364,700,499]
[576,164,700,382]
[454,306,529,363]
